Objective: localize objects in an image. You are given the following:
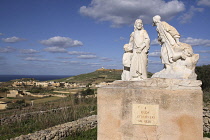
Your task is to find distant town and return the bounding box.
[0,68,122,110]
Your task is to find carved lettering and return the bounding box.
[132,104,159,125]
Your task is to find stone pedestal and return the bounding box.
[97,78,203,140]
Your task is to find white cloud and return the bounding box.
[148,60,161,64]
[80,0,185,27]
[24,57,49,62]
[20,49,39,54]
[152,37,210,47]
[181,37,210,47]
[68,51,94,55]
[197,60,210,66]
[196,50,210,53]
[18,54,42,58]
[106,64,118,68]
[77,55,97,59]
[69,61,81,64]
[88,63,102,67]
[119,37,126,41]
[179,6,203,24]
[44,47,67,53]
[198,0,210,7]
[61,61,81,64]
[149,51,161,57]
[40,36,83,48]
[57,56,72,59]
[151,39,159,46]
[0,46,16,53]
[100,57,113,62]
[115,36,127,42]
[2,36,26,43]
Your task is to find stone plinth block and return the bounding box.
[97,78,203,140]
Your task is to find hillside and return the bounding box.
[52,69,123,84]
[52,68,153,85]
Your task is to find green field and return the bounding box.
[32,96,62,104]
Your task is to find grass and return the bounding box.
[0,105,96,139]
[0,93,76,117]
[0,119,38,139]
[0,96,97,140]
[64,127,97,140]
[32,96,62,104]
[0,96,63,118]
[204,133,210,138]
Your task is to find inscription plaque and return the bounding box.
[132,104,159,125]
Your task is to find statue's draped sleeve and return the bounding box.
[142,30,150,53]
[129,32,134,50]
[162,21,180,39]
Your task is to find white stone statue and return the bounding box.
[152,15,199,79]
[121,44,133,81]
[129,19,150,80]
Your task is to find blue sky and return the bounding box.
[0,0,210,75]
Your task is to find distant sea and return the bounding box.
[0,75,73,82]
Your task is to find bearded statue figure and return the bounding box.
[129,19,150,81]
[152,15,199,79]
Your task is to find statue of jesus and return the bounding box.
[129,19,150,80]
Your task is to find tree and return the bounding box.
[0,87,9,93]
[81,88,94,96]
[195,65,210,91]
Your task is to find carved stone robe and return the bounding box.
[121,52,133,81]
[129,29,150,80]
[157,21,180,65]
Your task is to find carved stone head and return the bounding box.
[153,15,161,26]
[134,19,143,30]
[123,44,132,52]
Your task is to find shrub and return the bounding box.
[81,88,94,96]
[7,99,29,110]
[195,65,210,91]
[0,87,9,93]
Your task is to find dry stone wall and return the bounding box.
[11,115,97,140]
[203,108,210,133]
[0,107,71,125]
